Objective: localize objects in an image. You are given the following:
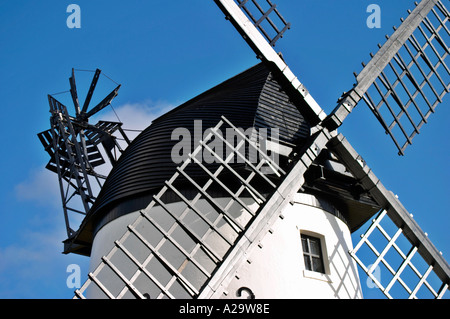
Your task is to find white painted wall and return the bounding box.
[87,194,362,299]
[214,193,363,299]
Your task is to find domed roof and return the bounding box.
[67,63,311,254]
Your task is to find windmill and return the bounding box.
[40,0,449,299]
[38,68,130,255]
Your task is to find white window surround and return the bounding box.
[299,230,332,283]
[303,269,332,283]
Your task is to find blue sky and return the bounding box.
[0,1,448,299]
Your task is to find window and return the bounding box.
[301,234,325,274]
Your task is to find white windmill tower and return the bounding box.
[39,0,449,299]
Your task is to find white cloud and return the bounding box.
[14,100,177,228]
[0,229,61,275]
[15,167,61,209]
[0,220,89,298]
[16,100,176,210]
[92,100,175,141]
[5,100,176,298]
[3,175,86,297]
[90,100,175,176]
[7,169,89,298]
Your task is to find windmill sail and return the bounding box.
[74,116,333,299]
[329,134,450,299]
[325,0,449,155]
[40,1,449,299]
[73,115,449,299]
[214,0,327,126]
[210,0,449,298]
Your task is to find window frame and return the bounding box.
[301,234,326,274]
